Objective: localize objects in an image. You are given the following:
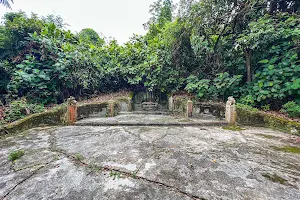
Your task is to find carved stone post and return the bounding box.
[67,96,77,124]
[108,100,115,117]
[168,96,173,112]
[225,97,237,125]
[128,97,133,112]
[187,100,193,118]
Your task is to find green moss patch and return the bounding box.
[262,173,288,185]
[222,125,244,131]
[8,150,25,162]
[271,145,300,154]
[1,105,67,136]
[256,134,278,139]
[178,118,193,122]
[236,104,300,135]
[74,153,84,161]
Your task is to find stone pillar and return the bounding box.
[128,97,133,112]
[168,96,173,112]
[225,97,237,125]
[187,100,193,118]
[67,96,77,124]
[108,100,115,117]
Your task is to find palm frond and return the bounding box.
[0,0,14,9]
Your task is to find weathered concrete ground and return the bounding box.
[75,114,226,126]
[1,115,300,200]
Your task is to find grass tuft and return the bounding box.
[8,150,25,162]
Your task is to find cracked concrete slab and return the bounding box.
[1,115,300,200]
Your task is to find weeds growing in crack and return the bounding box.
[8,150,25,162]
[74,153,84,161]
[131,171,137,179]
[53,155,60,161]
[87,163,102,175]
[110,170,121,179]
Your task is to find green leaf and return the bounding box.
[268,65,275,70]
[259,59,269,64]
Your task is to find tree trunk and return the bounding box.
[245,48,252,82]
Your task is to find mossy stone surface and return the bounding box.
[0,106,67,136]
[262,173,288,185]
[272,145,300,154]
[236,106,300,135]
[222,125,244,131]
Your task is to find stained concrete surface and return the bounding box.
[1,115,300,200]
[75,114,227,126]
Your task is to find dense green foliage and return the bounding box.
[2,99,44,123]
[0,0,299,115]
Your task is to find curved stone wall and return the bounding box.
[0,105,67,136]
[237,106,300,135]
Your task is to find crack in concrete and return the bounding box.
[1,160,56,200]
[57,127,111,139]
[12,159,57,172]
[135,149,163,175]
[52,149,205,200]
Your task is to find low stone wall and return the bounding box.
[77,97,132,119]
[0,105,67,136]
[237,105,300,135]
[171,95,190,116]
[77,103,108,119]
[193,102,225,119]
[0,95,132,136]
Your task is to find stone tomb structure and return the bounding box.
[132,90,168,113]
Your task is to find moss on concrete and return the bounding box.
[236,105,300,135]
[256,134,278,139]
[0,105,67,136]
[262,173,288,185]
[222,125,244,131]
[8,150,25,162]
[272,145,300,154]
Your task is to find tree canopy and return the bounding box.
[0,0,299,114]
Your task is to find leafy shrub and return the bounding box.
[282,101,300,118]
[185,73,242,100]
[261,104,270,111]
[5,99,44,123]
[239,95,256,107]
[185,75,211,98]
[236,103,259,112]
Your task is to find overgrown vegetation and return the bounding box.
[1,99,44,123]
[0,0,299,123]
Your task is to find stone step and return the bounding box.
[74,121,228,127]
[75,119,228,127]
[119,111,170,115]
